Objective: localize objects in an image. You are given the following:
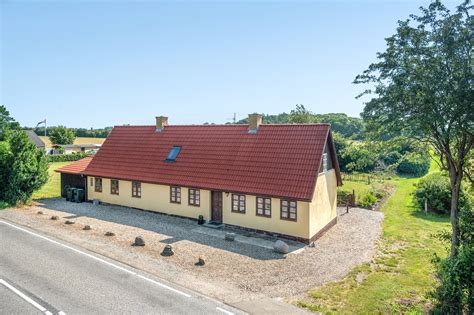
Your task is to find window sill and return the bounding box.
[280,217,297,222]
[231,210,246,214]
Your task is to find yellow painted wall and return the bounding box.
[87,172,337,240]
[309,169,338,238]
[222,194,310,239]
[87,177,211,220]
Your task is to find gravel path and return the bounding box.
[0,199,383,302]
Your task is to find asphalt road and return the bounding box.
[0,219,243,314]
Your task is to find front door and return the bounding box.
[211,191,223,223]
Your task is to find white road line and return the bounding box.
[0,278,52,314]
[0,220,191,298]
[216,306,234,315]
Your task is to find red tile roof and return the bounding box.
[55,157,93,175]
[81,124,341,201]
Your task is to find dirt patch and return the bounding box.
[0,199,384,303]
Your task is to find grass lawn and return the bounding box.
[299,165,451,313]
[39,136,106,147]
[32,162,70,199]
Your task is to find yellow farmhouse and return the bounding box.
[57,114,342,243]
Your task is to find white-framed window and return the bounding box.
[322,153,328,173]
[232,194,246,213]
[256,197,271,217]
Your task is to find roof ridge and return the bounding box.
[113,123,331,128]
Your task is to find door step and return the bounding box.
[202,221,224,229]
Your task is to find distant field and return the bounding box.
[32,162,69,199]
[39,136,106,147]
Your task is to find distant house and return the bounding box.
[51,144,101,155]
[26,130,46,150]
[57,114,342,243]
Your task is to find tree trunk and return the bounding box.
[448,163,463,258]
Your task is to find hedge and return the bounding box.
[46,152,88,163]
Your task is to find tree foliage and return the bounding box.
[236,105,365,139]
[49,125,76,145]
[354,0,473,257]
[414,172,471,214]
[0,106,48,205]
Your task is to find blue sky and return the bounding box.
[0,0,454,128]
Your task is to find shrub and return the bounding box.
[46,152,87,163]
[337,189,354,205]
[381,151,402,166]
[432,207,474,313]
[358,192,377,208]
[396,152,430,177]
[0,130,48,204]
[413,173,471,214]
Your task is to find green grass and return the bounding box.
[300,163,451,313]
[32,162,70,199]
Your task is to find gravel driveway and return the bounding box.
[0,199,383,301]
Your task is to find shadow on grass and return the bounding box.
[411,210,450,223]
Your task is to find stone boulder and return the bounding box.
[134,236,145,246]
[65,220,75,225]
[161,244,174,256]
[196,255,206,266]
[37,211,43,215]
[105,231,115,236]
[273,240,289,254]
[224,232,236,241]
[51,215,59,220]
[83,225,92,230]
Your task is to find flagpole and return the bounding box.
[44,119,47,137]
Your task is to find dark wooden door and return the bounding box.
[211,191,223,223]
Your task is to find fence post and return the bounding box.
[424,198,428,213]
[352,189,356,207]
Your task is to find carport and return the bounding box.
[55,157,93,199]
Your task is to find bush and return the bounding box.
[432,207,474,313]
[396,152,430,177]
[381,151,402,166]
[337,189,354,205]
[46,152,87,163]
[413,173,471,214]
[0,130,48,204]
[358,192,377,208]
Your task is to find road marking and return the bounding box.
[216,306,234,315]
[0,278,53,315]
[0,220,191,298]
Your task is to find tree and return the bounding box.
[0,106,48,205]
[49,126,75,145]
[288,104,317,123]
[0,105,20,133]
[354,1,473,257]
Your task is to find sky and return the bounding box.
[0,0,457,128]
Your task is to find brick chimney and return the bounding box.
[156,116,168,132]
[248,114,263,134]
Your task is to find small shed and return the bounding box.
[55,157,93,199]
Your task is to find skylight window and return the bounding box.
[166,146,181,162]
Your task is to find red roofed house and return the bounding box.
[57,114,342,243]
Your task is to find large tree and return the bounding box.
[49,125,76,145]
[355,1,473,257]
